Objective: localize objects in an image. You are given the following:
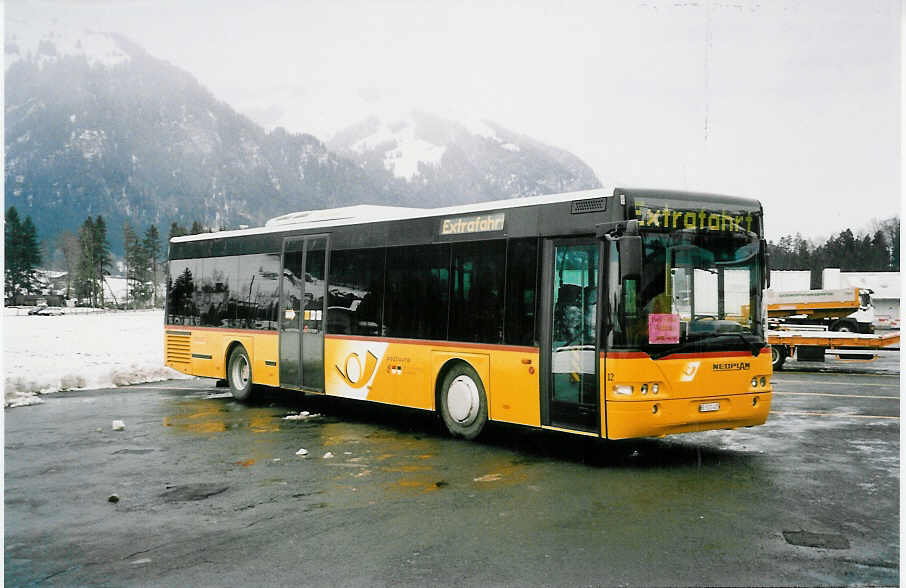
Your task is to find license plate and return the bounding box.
[699,402,720,413]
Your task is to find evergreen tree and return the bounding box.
[76,217,98,305]
[4,207,43,296]
[190,220,204,235]
[93,216,112,306]
[5,206,23,295]
[169,222,188,239]
[20,216,42,294]
[767,217,899,276]
[866,232,886,270]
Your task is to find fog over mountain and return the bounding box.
[329,111,601,206]
[4,23,601,254]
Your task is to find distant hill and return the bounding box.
[4,23,601,254]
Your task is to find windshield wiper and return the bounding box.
[648,332,763,360]
[725,331,764,356]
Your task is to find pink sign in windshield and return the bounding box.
[649,314,680,344]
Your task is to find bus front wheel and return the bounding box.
[227,345,253,401]
[439,364,488,440]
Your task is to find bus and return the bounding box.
[165,187,772,440]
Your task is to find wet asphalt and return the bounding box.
[4,359,900,586]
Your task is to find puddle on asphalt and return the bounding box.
[163,399,282,435]
[164,394,769,506]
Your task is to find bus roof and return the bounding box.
[170,187,610,243]
[169,186,760,244]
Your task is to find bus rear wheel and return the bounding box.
[227,345,253,401]
[439,364,488,440]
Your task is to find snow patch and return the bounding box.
[350,117,446,181]
[5,19,131,71]
[4,309,189,408]
[457,117,499,141]
[68,129,106,160]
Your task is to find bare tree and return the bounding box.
[59,230,81,299]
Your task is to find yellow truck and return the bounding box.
[765,287,874,334]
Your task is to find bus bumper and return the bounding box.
[605,392,772,440]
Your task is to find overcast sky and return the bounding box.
[5,0,902,241]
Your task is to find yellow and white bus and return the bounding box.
[165,187,772,440]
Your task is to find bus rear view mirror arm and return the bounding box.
[595,219,640,238]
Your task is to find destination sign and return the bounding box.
[634,200,755,233]
[440,213,505,236]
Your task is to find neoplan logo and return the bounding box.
[712,361,751,371]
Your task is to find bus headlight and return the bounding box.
[614,385,633,396]
[760,376,767,387]
[640,384,648,395]
[751,377,758,388]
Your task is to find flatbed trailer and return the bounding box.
[765,287,874,333]
[767,329,900,369]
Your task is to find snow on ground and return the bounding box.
[3,308,189,408]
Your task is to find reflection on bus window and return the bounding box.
[327,248,385,336]
[613,231,762,349]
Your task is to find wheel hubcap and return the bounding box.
[447,375,479,424]
[233,356,250,388]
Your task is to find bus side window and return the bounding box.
[450,240,505,344]
[385,244,450,340]
[504,238,538,346]
[606,241,624,346]
[236,253,281,330]
[327,248,385,336]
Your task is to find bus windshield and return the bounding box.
[613,229,764,356]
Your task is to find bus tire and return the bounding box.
[439,363,488,440]
[771,345,786,370]
[227,345,253,401]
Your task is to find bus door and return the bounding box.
[540,238,601,433]
[279,235,328,391]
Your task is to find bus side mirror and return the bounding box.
[619,235,642,281]
[760,238,771,289]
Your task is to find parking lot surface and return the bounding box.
[5,364,900,586]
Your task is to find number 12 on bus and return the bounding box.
[165,187,772,441]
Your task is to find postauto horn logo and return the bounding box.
[336,351,379,389]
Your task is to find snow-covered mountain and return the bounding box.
[5,19,132,71]
[329,111,601,206]
[5,23,601,254]
[4,23,389,252]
